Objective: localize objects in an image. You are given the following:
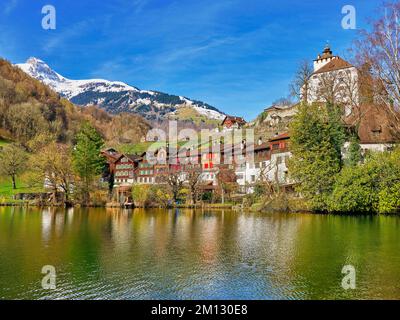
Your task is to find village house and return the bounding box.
[267,133,291,185]
[221,115,247,131]
[234,134,291,194]
[103,131,294,200]
[113,154,139,186]
[100,148,121,180]
[235,140,269,194]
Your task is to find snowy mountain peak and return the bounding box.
[16,57,225,123]
[19,57,65,84]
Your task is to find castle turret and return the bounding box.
[313,45,338,72]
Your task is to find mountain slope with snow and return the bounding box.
[16,58,225,122]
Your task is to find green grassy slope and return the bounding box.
[0,176,44,202]
[0,138,10,147]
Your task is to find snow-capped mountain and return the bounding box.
[16,57,225,122]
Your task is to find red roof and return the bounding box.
[221,116,246,126]
[269,133,290,142]
[313,57,353,75]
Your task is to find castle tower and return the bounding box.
[313,44,338,72]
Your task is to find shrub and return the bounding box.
[378,183,400,214]
[328,165,380,213]
[329,149,400,214]
[132,184,151,207]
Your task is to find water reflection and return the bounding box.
[0,207,399,299]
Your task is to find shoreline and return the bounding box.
[1,202,394,215]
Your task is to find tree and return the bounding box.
[72,122,105,204]
[328,164,379,213]
[346,135,362,167]
[329,149,400,214]
[132,184,151,207]
[288,103,346,211]
[30,143,74,204]
[253,164,277,200]
[186,167,202,204]
[313,68,359,109]
[216,167,238,204]
[354,1,400,137]
[290,60,313,103]
[272,97,293,107]
[0,143,28,189]
[6,102,48,145]
[164,170,185,203]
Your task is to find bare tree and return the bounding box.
[290,60,313,103]
[354,1,400,135]
[30,143,74,204]
[185,167,202,205]
[315,68,359,108]
[164,170,185,203]
[253,163,278,197]
[272,97,293,107]
[216,167,238,204]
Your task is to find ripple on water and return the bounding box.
[1,208,400,299]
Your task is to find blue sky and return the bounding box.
[0,0,381,120]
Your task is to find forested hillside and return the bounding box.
[0,58,151,150]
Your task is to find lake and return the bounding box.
[0,207,399,300]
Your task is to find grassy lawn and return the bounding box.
[114,141,167,154]
[169,106,221,127]
[0,138,10,148]
[0,176,43,202]
[114,141,194,155]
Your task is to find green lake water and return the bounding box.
[0,207,399,300]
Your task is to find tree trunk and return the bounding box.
[191,188,196,205]
[221,188,225,204]
[11,175,16,190]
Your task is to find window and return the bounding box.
[251,175,256,182]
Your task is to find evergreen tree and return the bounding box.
[288,103,345,211]
[72,122,105,204]
[347,135,362,167]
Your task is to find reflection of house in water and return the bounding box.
[109,209,133,247]
[41,209,52,243]
[41,209,67,242]
[198,214,220,264]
